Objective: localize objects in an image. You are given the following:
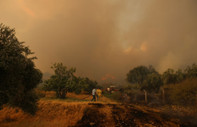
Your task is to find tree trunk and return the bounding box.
[59,88,68,99]
[60,89,66,98]
[56,90,60,98]
[144,90,148,103]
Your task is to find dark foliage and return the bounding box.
[43,63,98,97]
[0,23,42,114]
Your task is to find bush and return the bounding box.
[168,79,197,106]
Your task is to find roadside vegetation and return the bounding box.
[121,64,197,106]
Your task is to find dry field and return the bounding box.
[0,92,196,127]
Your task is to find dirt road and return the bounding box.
[0,100,196,127]
[76,103,186,127]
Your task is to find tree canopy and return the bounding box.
[142,73,163,92]
[0,23,42,114]
[185,64,197,79]
[162,64,197,85]
[43,63,76,98]
[162,68,178,85]
[127,64,197,93]
[43,63,98,98]
[127,65,162,92]
[127,65,156,85]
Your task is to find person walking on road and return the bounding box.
[96,88,102,101]
[91,88,96,101]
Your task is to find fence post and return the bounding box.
[144,90,148,103]
[162,87,165,104]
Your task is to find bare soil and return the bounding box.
[75,103,193,127]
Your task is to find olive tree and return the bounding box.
[0,23,42,114]
[127,65,161,103]
[43,63,76,98]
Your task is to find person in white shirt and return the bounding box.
[91,88,96,101]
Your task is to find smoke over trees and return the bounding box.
[1,0,197,83]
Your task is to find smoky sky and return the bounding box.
[1,0,197,83]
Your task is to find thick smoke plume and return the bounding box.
[1,0,197,83]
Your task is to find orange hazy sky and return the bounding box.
[1,0,197,83]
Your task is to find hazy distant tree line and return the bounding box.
[42,63,98,98]
[126,64,197,106]
[127,64,197,92]
[0,24,42,114]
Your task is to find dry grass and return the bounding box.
[99,105,115,127]
[1,92,192,127]
[42,91,116,103]
[0,100,188,127]
[158,105,197,125]
[0,100,90,127]
[0,92,116,127]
